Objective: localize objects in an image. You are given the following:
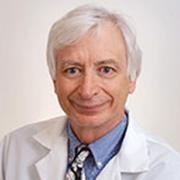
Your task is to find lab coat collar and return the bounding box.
[117,112,150,173]
[32,116,68,149]
[32,116,68,180]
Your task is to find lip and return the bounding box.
[71,101,110,115]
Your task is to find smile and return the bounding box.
[71,101,110,115]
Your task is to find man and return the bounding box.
[1,4,180,180]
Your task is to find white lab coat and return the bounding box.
[0,114,180,180]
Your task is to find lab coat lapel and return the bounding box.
[32,117,68,180]
[97,114,150,179]
[118,115,150,173]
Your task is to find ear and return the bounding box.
[128,80,136,94]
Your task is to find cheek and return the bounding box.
[55,79,77,103]
[55,79,68,100]
[55,83,72,113]
[106,78,130,101]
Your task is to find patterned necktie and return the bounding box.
[66,144,90,180]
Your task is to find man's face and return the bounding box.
[54,22,136,134]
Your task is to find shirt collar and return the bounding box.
[89,114,128,168]
[67,123,80,164]
[67,112,128,168]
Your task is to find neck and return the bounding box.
[70,114,124,144]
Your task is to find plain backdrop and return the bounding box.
[0,0,180,152]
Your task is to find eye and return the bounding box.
[101,66,113,73]
[64,67,81,77]
[98,66,115,77]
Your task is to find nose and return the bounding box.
[78,72,100,99]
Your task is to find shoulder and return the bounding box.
[138,128,180,179]
[0,116,68,179]
[145,132,180,166]
[0,116,67,151]
[128,113,180,177]
[128,113,180,165]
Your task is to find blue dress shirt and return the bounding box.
[67,113,128,180]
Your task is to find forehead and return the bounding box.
[56,22,127,64]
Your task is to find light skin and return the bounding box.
[54,22,136,144]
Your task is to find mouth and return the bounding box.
[71,101,110,115]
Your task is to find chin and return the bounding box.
[70,113,106,128]
[70,113,111,128]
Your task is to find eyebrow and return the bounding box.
[57,59,82,68]
[95,59,121,68]
[57,58,121,68]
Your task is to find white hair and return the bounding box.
[47,4,142,81]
